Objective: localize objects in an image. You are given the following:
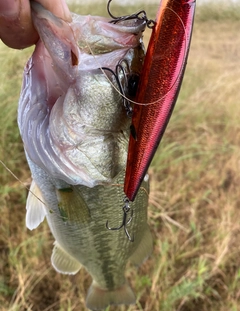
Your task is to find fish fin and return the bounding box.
[56,187,90,224]
[129,225,153,266]
[86,281,135,311]
[26,180,46,230]
[51,241,81,275]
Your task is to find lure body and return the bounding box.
[124,0,196,201]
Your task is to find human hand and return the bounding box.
[0,0,71,49]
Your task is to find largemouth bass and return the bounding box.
[18,2,152,310]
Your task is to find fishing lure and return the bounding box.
[106,197,134,242]
[124,0,196,202]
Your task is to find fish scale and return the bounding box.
[27,154,151,304]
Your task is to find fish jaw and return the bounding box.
[124,0,196,201]
[18,3,146,187]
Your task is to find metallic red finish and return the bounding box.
[124,0,196,201]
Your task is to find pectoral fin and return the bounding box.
[26,180,47,230]
[56,187,90,223]
[129,225,153,266]
[86,281,135,311]
[51,241,82,275]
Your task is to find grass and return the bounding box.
[1,2,240,311]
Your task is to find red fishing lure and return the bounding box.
[124,0,196,201]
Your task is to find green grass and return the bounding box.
[197,1,240,21]
[1,2,240,311]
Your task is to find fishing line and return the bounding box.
[0,158,78,222]
[130,5,188,106]
[0,159,46,205]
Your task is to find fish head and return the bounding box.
[18,2,146,187]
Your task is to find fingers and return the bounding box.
[0,0,37,49]
[0,0,71,49]
[35,0,71,22]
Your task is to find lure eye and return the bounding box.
[127,74,139,97]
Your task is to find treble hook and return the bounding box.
[107,0,155,29]
[106,198,134,242]
[102,60,133,118]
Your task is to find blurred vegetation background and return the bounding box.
[1,1,240,310]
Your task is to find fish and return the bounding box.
[18,2,153,310]
[124,0,196,201]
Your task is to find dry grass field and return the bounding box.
[1,1,240,311]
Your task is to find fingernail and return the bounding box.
[0,1,20,17]
[60,2,72,22]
